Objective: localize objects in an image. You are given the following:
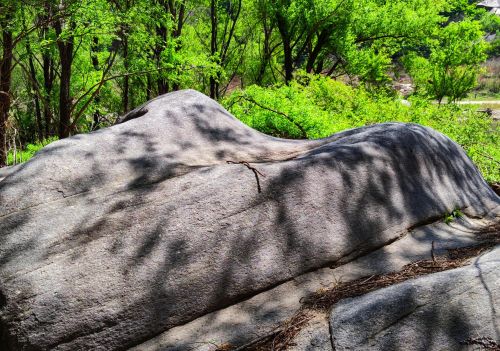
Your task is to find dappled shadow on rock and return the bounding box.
[330,246,500,351]
[0,89,498,350]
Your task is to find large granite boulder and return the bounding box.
[330,245,500,351]
[0,90,498,350]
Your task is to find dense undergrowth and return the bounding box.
[6,137,58,166]
[223,74,499,183]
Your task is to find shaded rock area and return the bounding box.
[330,245,500,351]
[131,215,499,351]
[0,90,499,350]
[283,312,332,351]
[0,165,21,183]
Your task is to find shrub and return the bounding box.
[223,73,499,182]
[7,137,59,166]
[405,20,488,103]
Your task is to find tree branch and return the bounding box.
[68,64,206,130]
[69,49,119,129]
[237,94,307,138]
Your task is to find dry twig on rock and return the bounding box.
[227,160,266,193]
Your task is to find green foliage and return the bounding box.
[7,137,59,166]
[224,73,357,139]
[2,0,498,185]
[487,36,500,58]
[481,10,500,58]
[444,209,463,224]
[224,73,499,182]
[4,0,494,136]
[405,20,488,103]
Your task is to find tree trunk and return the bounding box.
[155,18,168,96]
[170,0,186,91]
[210,0,218,98]
[256,12,272,85]
[41,0,55,137]
[146,74,152,101]
[91,36,101,130]
[305,30,329,73]
[42,51,54,137]
[0,30,13,166]
[58,45,73,138]
[55,19,74,138]
[122,35,130,113]
[315,58,324,74]
[275,12,293,83]
[26,38,43,140]
[157,79,169,96]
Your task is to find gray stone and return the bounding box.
[330,246,500,351]
[0,164,22,183]
[286,312,333,351]
[131,213,498,351]
[0,90,498,350]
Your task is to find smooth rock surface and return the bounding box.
[286,313,333,351]
[0,90,498,350]
[131,213,499,351]
[330,246,500,351]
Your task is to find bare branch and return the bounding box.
[235,94,308,138]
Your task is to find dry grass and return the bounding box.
[251,311,313,351]
[220,310,314,351]
[480,103,500,110]
[304,222,500,311]
[474,58,500,96]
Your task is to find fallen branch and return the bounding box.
[476,152,500,166]
[227,161,266,193]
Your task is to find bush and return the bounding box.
[7,137,59,166]
[223,73,499,183]
[405,20,488,103]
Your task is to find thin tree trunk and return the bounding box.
[170,0,186,91]
[42,51,54,136]
[54,19,74,138]
[122,35,130,113]
[0,30,13,166]
[305,30,329,73]
[275,12,293,83]
[210,0,218,98]
[170,0,187,38]
[26,38,43,140]
[155,19,168,96]
[315,58,324,74]
[157,79,169,96]
[91,36,101,130]
[41,0,55,137]
[146,74,152,101]
[58,45,73,138]
[256,15,272,85]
